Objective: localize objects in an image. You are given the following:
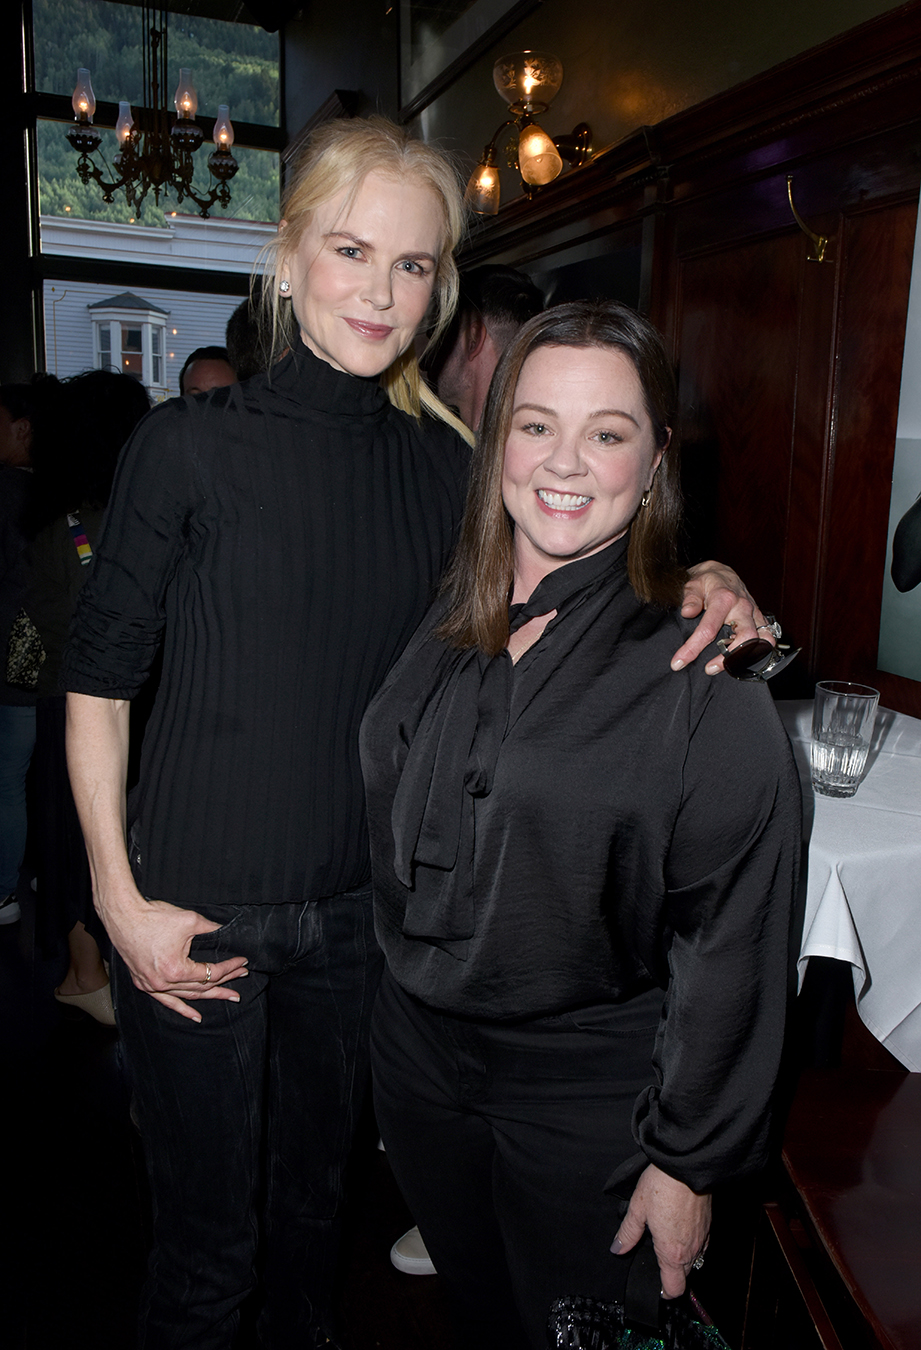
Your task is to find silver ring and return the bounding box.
[692,1252,705,1271]
[756,614,782,640]
[204,963,212,983]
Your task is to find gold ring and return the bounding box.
[205,963,212,983]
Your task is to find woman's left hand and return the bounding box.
[610,1162,712,1300]
[672,560,774,675]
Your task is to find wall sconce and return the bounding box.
[465,51,592,215]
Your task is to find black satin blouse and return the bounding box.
[360,539,801,1190]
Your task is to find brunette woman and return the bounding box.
[363,300,800,1350]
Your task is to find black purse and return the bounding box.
[547,1238,731,1350]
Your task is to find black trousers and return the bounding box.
[113,880,382,1350]
[371,968,663,1350]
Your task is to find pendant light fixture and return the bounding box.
[66,3,238,219]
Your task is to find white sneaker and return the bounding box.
[390,1225,437,1276]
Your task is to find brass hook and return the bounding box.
[786,175,828,263]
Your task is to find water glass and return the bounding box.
[811,681,879,798]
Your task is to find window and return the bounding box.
[89,293,169,395]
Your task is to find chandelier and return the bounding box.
[67,3,238,219]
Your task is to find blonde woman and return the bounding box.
[65,120,768,1348]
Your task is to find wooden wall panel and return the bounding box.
[815,197,920,714]
[673,233,803,616]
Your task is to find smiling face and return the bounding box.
[501,344,667,597]
[279,170,444,379]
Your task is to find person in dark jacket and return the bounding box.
[362,300,800,1350]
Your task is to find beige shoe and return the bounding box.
[390,1225,437,1275]
[54,982,116,1027]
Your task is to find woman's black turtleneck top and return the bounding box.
[63,340,470,908]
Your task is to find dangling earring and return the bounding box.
[279,279,291,295]
[640,490,650,509]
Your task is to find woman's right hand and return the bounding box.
[98,879,249,1022]
[66,693,249,1023]
[610,1162,711,1300]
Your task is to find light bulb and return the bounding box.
[465,161,501,215]
[173,69,198,119]
[518,122,562,186]
[72,69,96,121]
[213,105,234,148]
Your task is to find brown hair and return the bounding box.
[437,299,686,654]
[260,117,472,442]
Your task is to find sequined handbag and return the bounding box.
[547,1292,731,1350]
[6,608,45,689]
[547,1239,731,1350]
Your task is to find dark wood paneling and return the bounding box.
[673,232,803,613]
[815,197,920,714]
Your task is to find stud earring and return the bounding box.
[279,279,291,295]
[640,491,650,509]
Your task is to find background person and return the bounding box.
[177,344,236,396]
[424,263,545,433]
[1,380,54,926]
[363,300,800,1349]
[25,370,151,1023]
[891,491,921,592]
[226,278,277,382]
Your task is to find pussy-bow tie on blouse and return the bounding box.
[390,536,629,947]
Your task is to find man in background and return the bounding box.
[226,281,277,383]
[424,265,545,432]
[178,346,236,397]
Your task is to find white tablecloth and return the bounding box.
[777,700,921,1071]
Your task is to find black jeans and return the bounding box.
[371,969,663,1350]
[113,880,382,1350]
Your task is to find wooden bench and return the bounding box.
[743,1070,920,1349]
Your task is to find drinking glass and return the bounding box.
[811,681,879,798]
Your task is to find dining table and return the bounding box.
[777,699,921,1072]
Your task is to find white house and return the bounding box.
[41,214,277,399]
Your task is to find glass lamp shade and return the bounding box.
[518,121,563,186]
[173,69,198,119]
[115,101,135,143]
[493,51,563,114]
[72,68,96,120]
[465,159,501,215]
[213,105,235,148]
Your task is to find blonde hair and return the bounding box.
[261,117,472,443]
